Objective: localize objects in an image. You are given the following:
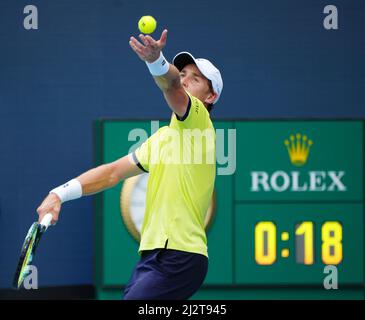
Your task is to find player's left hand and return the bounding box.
[129,29,168,63]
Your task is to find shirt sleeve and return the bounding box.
[132,130,162,173]
[132,135,151,173]
[174,91,211,130]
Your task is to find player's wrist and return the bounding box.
[49,178,82,203]
[49,192,62,203]
[146,51,169,76]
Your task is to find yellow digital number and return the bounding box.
[255,222,276,265]
[322,221,343,265]
[295,221,314,265]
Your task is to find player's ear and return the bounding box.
[204,91,217,105]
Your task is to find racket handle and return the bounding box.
[40,213,53,230]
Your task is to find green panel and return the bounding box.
[96,287,365,300]
[234,203,364,285]
[235,121,363,202]
[204,121,234,285]
[191,288,365,300]
[94,119,364,299]
[96,289,122,300]
[102,182,138,286]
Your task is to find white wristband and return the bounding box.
[50,179,82,203]
[146,52,169,76]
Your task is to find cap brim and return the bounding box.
[172,52,196,71]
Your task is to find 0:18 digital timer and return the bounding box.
[255,221,342,265]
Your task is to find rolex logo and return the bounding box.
[284,133,313,167]
[250,132,346,193]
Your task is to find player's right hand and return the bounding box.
[36,193,62,225]
[129,29,168,63]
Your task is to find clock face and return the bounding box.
[125,173,148,234]
[120,173,216,242]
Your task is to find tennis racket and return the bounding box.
[13,213,53,289]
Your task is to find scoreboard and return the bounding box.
[94,120,364,299]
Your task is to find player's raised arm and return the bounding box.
[129,29,189,118]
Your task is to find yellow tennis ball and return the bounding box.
[138,15,157,34]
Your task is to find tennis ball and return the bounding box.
[138,15,157,34]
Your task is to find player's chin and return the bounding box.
[185,88,196,98]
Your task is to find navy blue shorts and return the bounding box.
[123,248,208,300]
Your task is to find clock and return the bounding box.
[120,173,217,242]
[234,203,364,285]
[254,220,343,265]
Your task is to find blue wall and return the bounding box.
[0,0,364,288]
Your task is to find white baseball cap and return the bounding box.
[172,52,223,104]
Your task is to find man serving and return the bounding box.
[37,29,223,300]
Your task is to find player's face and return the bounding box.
[179,64,216,107]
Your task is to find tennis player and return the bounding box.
[36,29,223,300]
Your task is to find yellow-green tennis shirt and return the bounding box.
[133,92,216,258]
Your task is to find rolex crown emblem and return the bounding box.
[284,133,313,166]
